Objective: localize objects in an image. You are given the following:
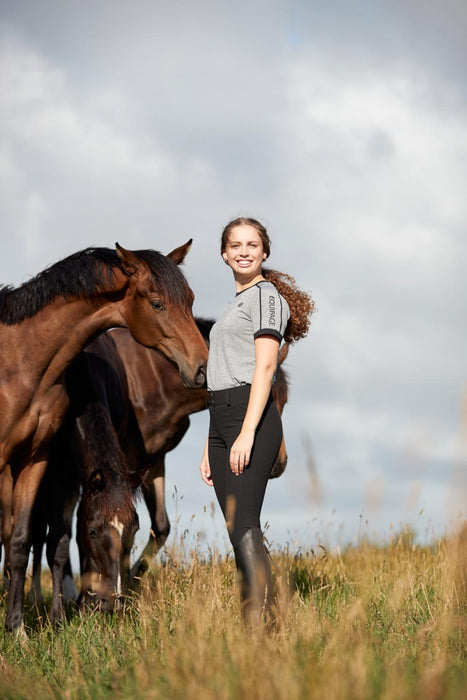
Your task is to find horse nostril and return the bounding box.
[196,365,207,387]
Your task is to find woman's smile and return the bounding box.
[223,224,266,289]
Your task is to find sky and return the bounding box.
[1,0,466,561]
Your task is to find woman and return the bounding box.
[199,217,313,625]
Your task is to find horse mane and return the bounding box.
[195,317,215,345]
[77,401,136,528]
[0,246,191,326]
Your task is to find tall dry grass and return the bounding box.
[0,524,465,699]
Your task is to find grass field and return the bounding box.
[0,525,465,700]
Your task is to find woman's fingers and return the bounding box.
[200,460,213,486]
[229,446,251,475]
[230,431,254,475]
[202,471,213,485]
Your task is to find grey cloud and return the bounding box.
[0,1,465,553]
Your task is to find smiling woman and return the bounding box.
[199,216,314,626]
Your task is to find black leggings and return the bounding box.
[208,384,283,549]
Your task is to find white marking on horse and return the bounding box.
[110,516,124,595]
[110,516,124,537]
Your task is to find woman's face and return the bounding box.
[222,224,266,280]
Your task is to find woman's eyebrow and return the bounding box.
[229,240,258,245]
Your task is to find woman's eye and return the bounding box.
[152,300,164,311]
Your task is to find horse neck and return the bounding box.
[4,292,126,386]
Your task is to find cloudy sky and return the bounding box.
[1,0,465,558]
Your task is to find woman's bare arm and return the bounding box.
[229,335,280,475]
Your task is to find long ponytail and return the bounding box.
[263,268,315,344]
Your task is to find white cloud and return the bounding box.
[0,3,465,554]
[284,53,467,251]
[0,36,174,187]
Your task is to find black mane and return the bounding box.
[0,246,190,326]
[75,401,136,530]
[195,317,215,345]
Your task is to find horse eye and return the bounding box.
[89,528,97,539]
[151,300,164,311]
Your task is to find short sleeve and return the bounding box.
[250,283,290,342]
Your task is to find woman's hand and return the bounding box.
[199,439,213,486]
[229,428,255,475]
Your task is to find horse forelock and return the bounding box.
[95,480,136,530]
[0,247,123,325]
[78,401,136,529]
[81,466,136,530]
[134,249,192,309]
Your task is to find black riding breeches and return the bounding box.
[208,384,282,549]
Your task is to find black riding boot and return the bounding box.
[234,528,272,626]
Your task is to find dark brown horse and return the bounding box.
[0,241,207,631]
[20,321,289,614]
[70,333,137,612]
[33,333,137,619]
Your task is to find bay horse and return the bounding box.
[19,321,289,614]
[0,241,207,631]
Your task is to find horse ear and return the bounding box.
[88,469,105,493]
[115,243,142,276]
[167,239,193,266]
[278,343,289,365]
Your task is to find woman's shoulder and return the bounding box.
[241,280,277,306]
[257,280,289,307]
[256,280,276,292]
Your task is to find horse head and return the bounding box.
[77,467,139,612]
[114,242,207,389]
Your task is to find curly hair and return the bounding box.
[263,267,314,343]
[220,217,315,344]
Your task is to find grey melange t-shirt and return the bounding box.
[207,280,290,391]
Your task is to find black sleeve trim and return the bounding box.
[254,329,283,341]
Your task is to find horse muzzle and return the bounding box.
[181,364,207,389]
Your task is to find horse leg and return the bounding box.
[27,482,48,606]
[6,458,48,632]
[62,556,78,602]
[45,448,80,623]
[130,456,170,582]
[0,466,13,590]
[47,485,79,621]
[46,522,71,624]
